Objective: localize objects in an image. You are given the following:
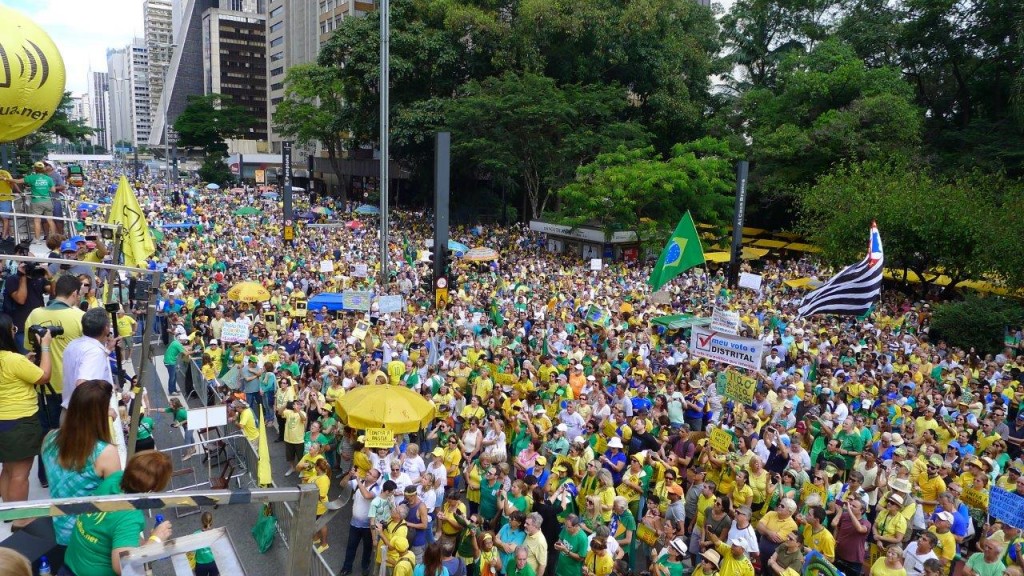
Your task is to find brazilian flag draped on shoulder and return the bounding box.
[402,234,416,267]
[648,211,706,292]
[108,175,156,268]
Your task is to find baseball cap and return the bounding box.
[60,240,76,253]
[33,161,45,170]
[667,483,683,496]
[535,456,547,466]
[936,511,954,523]
[210,339,218,345]
[432,447,444,457]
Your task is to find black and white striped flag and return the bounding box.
[798,223,883,318]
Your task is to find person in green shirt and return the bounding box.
[64,451,174,576]
[654,538,688,576]
[505,546,536,576]
[164,334,192,395]
[4,162,56,241]
[480,466,501,525]
[964,538,1007,576]
[192,511,220,576]
[553,515,590,576]
[136,412,156,452]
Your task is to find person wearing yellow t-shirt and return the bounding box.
[473,370,494,400]
[929,511,958,573]
[915,407,942,438]
[233,400,260,453]
[0,168,16,239]
[918,456,947,516]
[115,308,137,339]
[708,536,755,576]
[386,355,406,385]
[801,506,836,563]
[0,321,48,521]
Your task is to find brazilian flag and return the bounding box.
[648,211,706,292]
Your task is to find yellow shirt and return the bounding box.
[583,551,614,576]
[928,527,957,567]
[387,360,406,385]
[917,475,946,515]
[870,557,908,576]
[237,408,259,441]
[25,302,84,394]
[977,431,1001,453]
[759,511,798,539]
[282,409,306,444]
[715,542,755,576]
[116,315,137,338]
[460,404,485,421]
[315,472,331,515]
[0,169,13,201]
[393,552,416,576]
[914,416,940,438]
[0,350,44,419]
[802,525,836,562]
[873,509,908,541]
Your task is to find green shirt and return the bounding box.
[504,559,536,576]
[66,472,146,576]
[192,531,215,564]
[164,339,187,366]
[24,173,54,202]
[137,416,155,440]
[656,554,686,576]
[965,552,1005,576]
[554,527,590,576]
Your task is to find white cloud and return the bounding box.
[4,0,144,94]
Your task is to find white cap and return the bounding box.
[556,423,568,432]
[936,511,954,523]
[607,437,623,449]
[209,339,218,345]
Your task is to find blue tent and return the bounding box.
[307,293,345,312]
[354,204,380,215]
[77,202,101,213]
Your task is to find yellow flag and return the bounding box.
[107,175,155,268]
[257,405,272,486]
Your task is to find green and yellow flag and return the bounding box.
[648,211,705,292]
[108,175,155,268]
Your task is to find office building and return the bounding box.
[107,39,152,149]
[86,71,110,149]
[264,0,319,150]
[145,0,175,141]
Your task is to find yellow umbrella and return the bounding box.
[227,281,271,303]
[335,384,436,433]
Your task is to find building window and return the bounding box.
[269,36,283,47]
[231,0,243,10]
[270,5,283,17]
[270,67,284,76]
[270,51,284,62]
[269,21,283,32]
[271,82,283,90]
[271,97,283,105]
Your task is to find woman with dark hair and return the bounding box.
[41,380,121,547]
[62,450,174,576]
[0,312,52,530]
[414,542,450,576]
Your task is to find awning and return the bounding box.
[704,252,731,263]
[752,239,788,249]
[783,243,821,253]
[784,277,823,289]
[651,315,713,330]
[741,247,769,260]
[883,269,953,287]
[772,232,802,240]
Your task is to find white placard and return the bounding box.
[378,294,403,314]
[220,322,250,343]
[320,260,334,273]
[352,263,368,277]
[187,405,229,431]
[352,320,370,341]
[689,326,765,371]
[710,308,741,335]
[738,272,763,291]
[590,258,603,271]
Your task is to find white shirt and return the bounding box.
[349,478,380,522]
[727,522,759,554]
[902,541,938,576]
[61,336,114,408]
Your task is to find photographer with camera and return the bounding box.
[0,312,52,528]
[3,241,50,353]
[25,274,84,486]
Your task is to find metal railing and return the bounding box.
[0,198,114,245]
[0,486,320,576]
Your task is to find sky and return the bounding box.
[4,0,144,95]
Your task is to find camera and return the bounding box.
[22,262,46,278]
[28,325,64,339]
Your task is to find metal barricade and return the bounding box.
[0,485,321,576]
[185,354,210,406]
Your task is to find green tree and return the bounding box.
[8,92,93,175]
[798,160,998,294]
[174,94,253,184]
[553,138,736,248]
[273,63,352,201]
[742,39,922,197]
[444,72,650,219]
[929,296,1024,354]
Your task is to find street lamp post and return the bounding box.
[379,0,390,286]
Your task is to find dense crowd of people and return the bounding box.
[1,163,1024,576]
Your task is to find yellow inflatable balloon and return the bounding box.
[0,6,66,142]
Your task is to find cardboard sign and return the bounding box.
[590,258,603,271]
[187,405,228,431]
[319,260,335,273]
[990,487,1024,529]
[650,291,673,305]
[220,322,250,343]
[378,295,403,314]
[961,486,990,510]
[708,427,733,452]
[352,320,370,341]
[722,369,757,404]
[364,428,395,449]
[711,308,741,335]
[738,272,763,291]
[352,263,368,277]
[342,291,372,311]
[690,326,765,371]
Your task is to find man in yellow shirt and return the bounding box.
[115,307,137,339]
[918,455,947,516]
[915,406,941,437]
[473,368,494,400]
[233,400,260,453]
[711,538,755,576]
[929,511,958,573]
[0,168,16,239]
[386,353,406,385]
[801,506,836,563]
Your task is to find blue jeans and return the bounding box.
[165,363,178,395]
[246,392,262,424]
[261,389,275,423]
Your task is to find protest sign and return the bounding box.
[590,258,603,271]
[738,272,763,291]
[352,320,370,341]
[690,326,765,371]
[364,428,395,449]
[990,487,1024,529]
[378,295,403,314]
[220,322,250,343]
[352,263,368,277]
[711,308,741,334]
[709,427,733,452]
[961,486,990,510]
[319,260,334,273]
[342,290,372,311]
[723,369,757,404]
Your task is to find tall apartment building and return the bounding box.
[264,0,319,151]
[107,39,152,149]
[86,71,110,149]
[145,0,175,143]
[151,0,268,146]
